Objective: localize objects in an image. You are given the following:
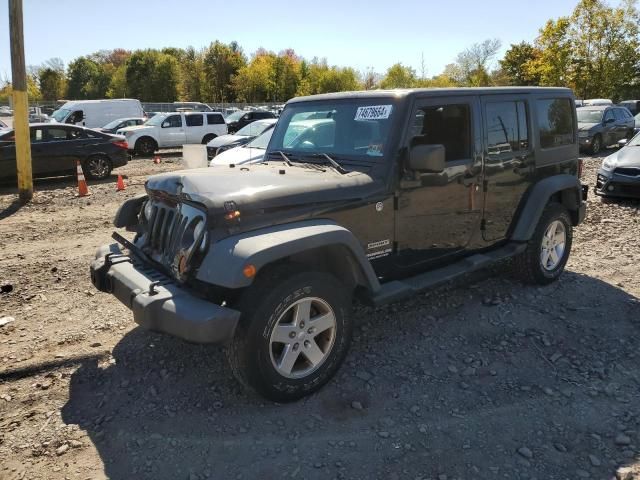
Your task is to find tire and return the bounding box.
[590,134,602,155]
[202,134,216,144]
[513,202,573,285]
[83,155,112,180]
[135,137,157,156]
[226,267,353,402]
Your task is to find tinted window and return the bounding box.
[603,109,615,122]
[207,114,225,125]
[537,99,574,148]
[163,115,182,128]
[185,114,204,127]
[31,128,45,142]
[486,102,519,154]
[411,104,471,161]
[47,128,71,140]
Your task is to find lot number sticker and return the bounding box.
[355,105,393,121]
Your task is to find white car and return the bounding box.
[210,126,274,166]
[117,111,227,155]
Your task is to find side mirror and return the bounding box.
[409,144,445,173]
[605,117,615,124]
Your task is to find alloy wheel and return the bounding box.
[86,157,109,179]
[540,220,566,271]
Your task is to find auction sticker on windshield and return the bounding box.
[354,105,393,121]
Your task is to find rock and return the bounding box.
[410,405,420,414]
[55,444,69,456]
[69,440,83,448]
[0,394,11,402]
[517,447,533,459]
[575,469,590,478]
[588,454,601,466]
[615,433,631,446]
[616,467,634,480]
[90,342,102,348]
[0,316,15,328]
[351,401,363,411]
[554,443,567,452]
[355,370,372,382]
[549,352,562,363]
[461,367,476,376]
[377,431,390,438]
[448,365,458,374]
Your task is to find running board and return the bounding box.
[368,242,526,307]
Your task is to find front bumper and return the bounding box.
[595,168,640,198]
[90,243,240,344]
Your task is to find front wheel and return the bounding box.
[226,268,353,402]
[202,134,216,144]
[590,134,602,155]
[513,202,573,285]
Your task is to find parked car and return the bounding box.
[225,109,276,133]
[117,111,227,155]
[92,87,587,402]
[584,98,613,106]
[210,125,275,166]
[0,124,128,181]
[172,102,212,112]
[96,117,145,134]
[143,111,160,119]
[635,112,640,134]
[0,119,8,130]
[596,132,640,198]
[619,100,640,116]
[28,107,49,123]
[0,106,12,117]
[577,105,636,154]
[206,118,277,158]
[51,99,144,128]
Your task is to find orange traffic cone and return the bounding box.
[116,174,126,191]
[153,155,161,164]
[76,160,90,197]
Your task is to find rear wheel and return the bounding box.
[83,155,112,180]
[135,137,157,156]
[202,134,216,144]
[513,202,573,285]
[226,267,353,402]
[590,134,602,155]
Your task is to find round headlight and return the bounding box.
[602,156,616,171]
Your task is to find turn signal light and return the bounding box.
[224,210,241,220]
[243,264,257,278]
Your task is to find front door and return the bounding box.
[480,96,534,241]
[159,114,186,147]
[395,96,483,268]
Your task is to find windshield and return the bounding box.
[226,111,245,123]
[245,127,275,149]
[268,100,396,163]
[145,114,168,127]
[51,108,71,122]
[102,119,124,129]
[577,109,604,123]
[236,121,270,136]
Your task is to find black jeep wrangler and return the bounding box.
[91,88,587,402]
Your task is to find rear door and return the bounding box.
[0,130,17,179]
[207,113,227,135]
[185,113,205,143]
[480,95,533,241]
[602,109,617,145]
[158,114,186,146]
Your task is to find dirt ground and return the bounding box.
[0,151,639,480]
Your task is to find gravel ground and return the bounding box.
[0,151,639,480]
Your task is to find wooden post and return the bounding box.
[9,0,33,202]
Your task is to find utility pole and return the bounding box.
[9,0,33,202]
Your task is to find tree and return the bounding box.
[106,65,127,98]
[455,38,502,86]
[379,63,417,88]
[500,42,542,85]
[180,46,204,101]
[39,68,66,100]
[125,50,180,101]
[203,41,247,102]
[66,57,107,99]
[232,50,276,102]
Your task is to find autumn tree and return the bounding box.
[500,42,542,85]
[203,41,246,102]
[379,63,417,88]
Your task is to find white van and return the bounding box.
[50,99,144,128]
[583,98,613,106]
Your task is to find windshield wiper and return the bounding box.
[273,150,293,166]
[305,153,348,174]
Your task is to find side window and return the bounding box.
[485,101,528,154]
[536,98,575,149]
[603,109,615,122]
[163,115,182,128]
[126,120,137,127]
[31,129,45,142]
[68,129,83,139]
[185,114,204,127]
[207,113,225,125]
[46,128,71,140]
[410,103,472,161]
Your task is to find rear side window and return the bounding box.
[207,113,225,125]
[485,101,529,154]
[185,114,204,127]
[47,128,72,140]
[536,99,575,148]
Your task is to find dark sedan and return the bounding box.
[577,106,636,154]
[596,132,640,198]
[0,124,129,181]
[224,109,276,134]
[206,118,277,158]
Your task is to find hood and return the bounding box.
[604,146,640,168]
[209,145,265,166]
[146,162,381,212]
[120,125,150,134]
[578,122,599,132]
[207,134,249,148]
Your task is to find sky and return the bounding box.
[0,0,605,81]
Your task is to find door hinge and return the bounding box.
[482,180,488,192]
[480,218,486,230]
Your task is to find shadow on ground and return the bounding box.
[62,271,640,479]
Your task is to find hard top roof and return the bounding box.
[288,87,574,104]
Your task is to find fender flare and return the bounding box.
[113,194,146,228]
[511,174,582,241]
[195,219,381,291]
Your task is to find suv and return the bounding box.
[225,109,276,133]
[91,88,587,402]
[577,105,636,154]
[117,111,227,155]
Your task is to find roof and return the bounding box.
[580,105,611,111]
[288,87,574,104]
